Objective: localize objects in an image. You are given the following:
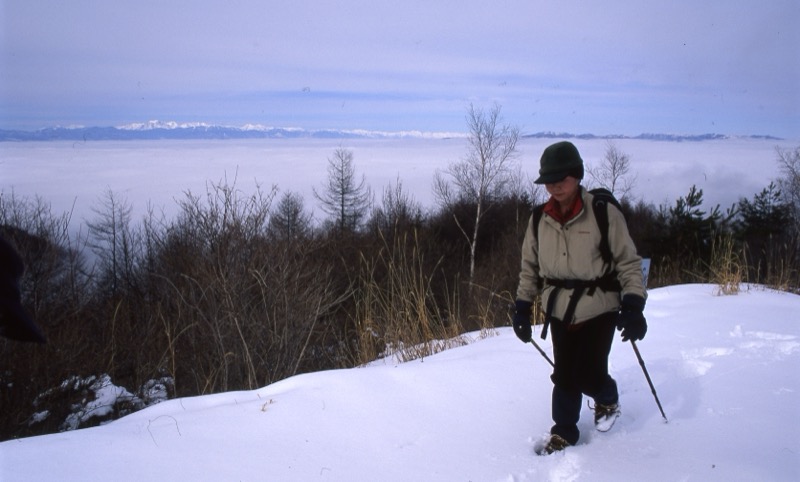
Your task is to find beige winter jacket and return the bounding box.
[516,188,646,324]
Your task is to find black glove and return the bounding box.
[512,299,533,343]
[617,294,647,342]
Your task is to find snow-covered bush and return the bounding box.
[29,374,174,432]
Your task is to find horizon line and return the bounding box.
[0,120,787,142]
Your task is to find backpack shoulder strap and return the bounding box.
[588,188,623,268]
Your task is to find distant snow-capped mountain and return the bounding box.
[116,120,215,131]
[0,122,782,142]
[0,122,467,141]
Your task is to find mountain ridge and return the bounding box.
[0,121,783,142]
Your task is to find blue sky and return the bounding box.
[1,0,798,137]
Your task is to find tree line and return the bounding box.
[1,105,798,440]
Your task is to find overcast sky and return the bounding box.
[1,0,798,137]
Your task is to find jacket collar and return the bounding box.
[543,186,584,225]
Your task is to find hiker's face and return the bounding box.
[545,176,580,204]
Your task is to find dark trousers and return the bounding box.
[549,311,618,445]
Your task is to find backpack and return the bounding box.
[531,187,624,339]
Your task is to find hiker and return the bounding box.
[512,141,646,454]
[0,236,46,343]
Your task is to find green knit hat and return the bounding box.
[534,141,585,184]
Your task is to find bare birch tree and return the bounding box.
[433,103,519,283]
[586,140,637,201]
[776,146,800,229]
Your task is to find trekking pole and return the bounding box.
[506,306,555,368]
[530,339,555,368]
[631,340,668,423]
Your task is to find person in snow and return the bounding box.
[0,236,46,343]
[512,141,646,454]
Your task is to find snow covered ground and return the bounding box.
[1,284,798,481]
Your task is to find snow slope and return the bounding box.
[1,284,798,481]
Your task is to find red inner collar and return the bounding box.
[543,193,583,225]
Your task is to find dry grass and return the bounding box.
[709,235,744,296]
[355,230,467,365]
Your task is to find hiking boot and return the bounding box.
[537,434,571,455]
[593,402,620,432]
